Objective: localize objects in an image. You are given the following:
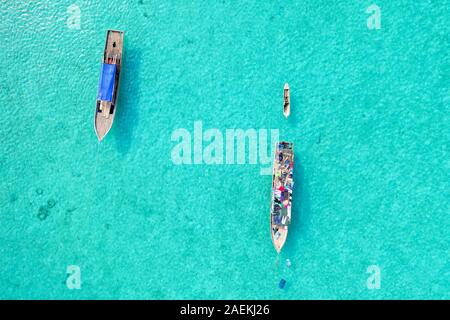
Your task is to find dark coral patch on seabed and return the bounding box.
[9,193,18,202]
[37,206,49,221]
[47,199,56,208]
[36,198,56,221]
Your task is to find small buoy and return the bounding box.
[286,259,291,268]
[279,278,286,289]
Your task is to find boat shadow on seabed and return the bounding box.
[282,160,311,258]
[113,49,141,155]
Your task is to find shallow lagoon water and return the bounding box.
[0,1,449,299]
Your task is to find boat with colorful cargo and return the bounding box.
[270,141,294,253]
[94,30,124,141]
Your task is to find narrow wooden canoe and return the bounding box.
[270,141,294,253]
[283,83,290,118]
[94,30,124,141]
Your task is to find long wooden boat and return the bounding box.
[270,141,294,253]
[94,30,124,141]
[283,83,290,118]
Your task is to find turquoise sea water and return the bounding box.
[0,1,449,299]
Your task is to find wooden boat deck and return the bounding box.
[94,30,124,141]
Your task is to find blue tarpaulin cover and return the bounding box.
[97,63,117,102]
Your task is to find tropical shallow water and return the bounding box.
[0,1,449,299]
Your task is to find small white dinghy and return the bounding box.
[283,83,290,118]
